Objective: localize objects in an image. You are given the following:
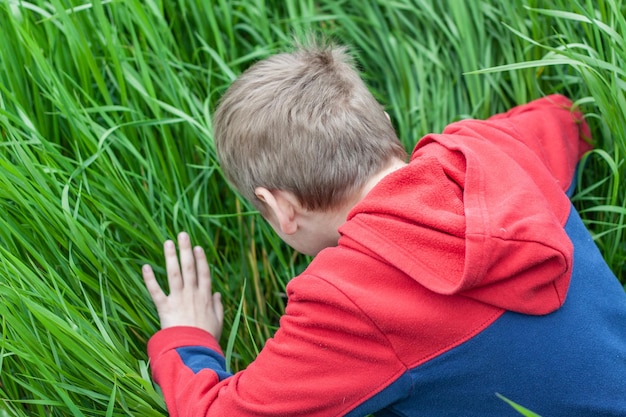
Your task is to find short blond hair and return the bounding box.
[213,41,407,213]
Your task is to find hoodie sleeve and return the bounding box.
[481,94,592,191]
[147,275,407,417]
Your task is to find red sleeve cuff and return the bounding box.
[147,326,223,361]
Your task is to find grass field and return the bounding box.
[0,0,624,415]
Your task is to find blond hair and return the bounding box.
[213,41,407,213]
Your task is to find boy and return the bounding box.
[142,42,626,416]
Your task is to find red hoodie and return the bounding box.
[147,95,626,416]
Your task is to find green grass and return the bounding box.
[0,0,624,415]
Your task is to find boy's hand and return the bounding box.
[142,232,224,340]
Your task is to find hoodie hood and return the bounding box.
[339,95,591,315]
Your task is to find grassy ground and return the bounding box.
[0,0,624,415]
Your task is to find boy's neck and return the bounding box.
[333,157,408,224]
[354,157,408,205]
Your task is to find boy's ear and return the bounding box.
[254,187,298,235]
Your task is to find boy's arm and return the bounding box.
[485,94,592,191]
[144,234,406,417]
[443,94,592,193]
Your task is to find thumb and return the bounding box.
[213,292,224,338]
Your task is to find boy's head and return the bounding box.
[213,40,407,219]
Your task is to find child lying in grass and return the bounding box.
[142,40,626,416]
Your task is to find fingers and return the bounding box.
[177,232,197,287]
[145,233,224,335]
[213,292,224,340]
[142,264,166,305]
[194,246,212,296]
[164,239,184,292]
[213,292,224,325]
